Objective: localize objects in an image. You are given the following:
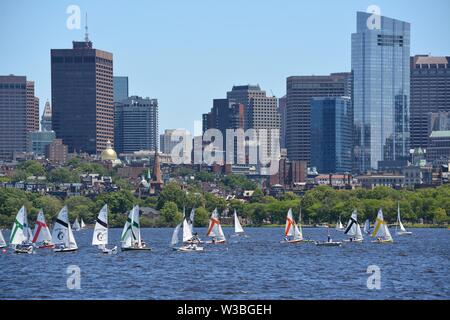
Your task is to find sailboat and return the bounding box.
[396,203,412,236]
[10,206,34,254]
[206,209,226,244]
[231,210,247,238]
[371,209,394,243]
[283,208,304,244]
[363,219,371,235]
[184,208,202,244]
[0,229,7,249]
[32,210,54,248]
[80,218,86,229]
[343,210,363,242]
[171,220,204,252]
[72,217,81,231]
[52,206,78,252]
[315,226,342,247]
[120,205,151,251]
[92,204,117,254]
[335,217,345,231]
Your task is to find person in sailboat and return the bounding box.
[211,236,217,244]
[327,235,332,243]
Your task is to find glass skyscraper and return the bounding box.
[113,76,129,103]
[310,97,352,174]
[352,12,410,172]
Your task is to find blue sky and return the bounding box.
[1,0,449,134]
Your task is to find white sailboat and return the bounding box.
[120,205,151,251]
[0,229,7,249]
[171,221,204,252]
[396,203,412,236]
[10,206,34,254]
[335,217,345,231]
[343,210,363,242]
[283,208,303,244]
[80,218,86,229]
[231,210,247,237]
[92,204,117,254]
[186,208,202,243]
[32,210,54,248]
[72,217,81,231]
[206,209,226,244]
[363,219,371,235]
[371,209,394,243]
[52,206,78,252]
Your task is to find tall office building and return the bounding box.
[26,81,40,133]
[278,96,287,149]
[0,75,28,161]
[51,33,113,154]
[352,12,410,172]
[310,97,352,173]
[286,73,351,163]
[114,96,158,153]
[113,76,129,102]
[410,55,450,149]
[41,101,52,131]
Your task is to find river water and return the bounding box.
[0,227,448,300]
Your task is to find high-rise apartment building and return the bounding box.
[352,12,410,172]
[114,96,158,154]
[51,36,113,154]
[410,55,450,149]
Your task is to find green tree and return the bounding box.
[160,201,182,226]
[47,167,78,183]
[433,208,448,225]
[193,207,210,227]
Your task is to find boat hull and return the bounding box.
[54,247,78,252]
[371,239,394,244]
[206,240,226,244]
[315,241,342,247]
[173,246,204,252]
[343,238,363,243]
[36,244,55,249]
[397,231,412,236]
[121,247,151,251]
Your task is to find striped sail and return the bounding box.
[92,204,108,246]
[10,206,29,245]
[32,210,52,244]
[285,209,295,237]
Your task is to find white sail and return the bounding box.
[344,210,363,240]
[234,210,245,234]
[293,223,303,241]
[285,209,295,237]
[133,205,141,245]
[363,219,370,234]
[336,218,344,230]
[120,208,134,248]
[372,209,393,241]
[206,209,225,241]
[10,206,29,245]
[397,204,407,232]
[171,223,182,246]
[92,204,108,246]
[217,223,226,241]
[0,229,6,247]
[189,208,195,233]
[182,217,193,243]
[80,218,86,229]
[32,210,52,243]
[72,217,80,231]
[52,206,78,249]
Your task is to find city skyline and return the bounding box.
[1,0,449,134]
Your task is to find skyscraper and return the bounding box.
[114,96,158,154]
[26,81,40,133]
[113,76,129,103]
[352,11,410,172]
[278,96,287,149]
[51,34,113,154]
[0,75,27,161]
[41,101,52,131]
[410,55,450,149]
[286,73,351,163]
[310,97,352,174]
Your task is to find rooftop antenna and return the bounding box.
[84,12,89,42]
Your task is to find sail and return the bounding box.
[234,210,244,234]
[344,211,363,240]
[397,204,407,232]
[92,204,108,246]
[120,208,134,248]
[80,218,86,229]
[171,223,182,246]
[293,223,303,241]
[67,222,78,249]
[372,209,393,241]
[72,217,80,231]
[32,210,52,243]
[285,209,294,236]
[217,223,226,241]
[133,205,141,245]
[206,209,219,237]
[182,217,193,242]
[52,206,72,247]
[364,219,370,234]
[189,208,195,233]
[0,229,6,247]
[336,218,344,230]
[10,206,28,245]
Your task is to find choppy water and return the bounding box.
[0,227,448,300]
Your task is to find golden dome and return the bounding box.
[100,140,118,161]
